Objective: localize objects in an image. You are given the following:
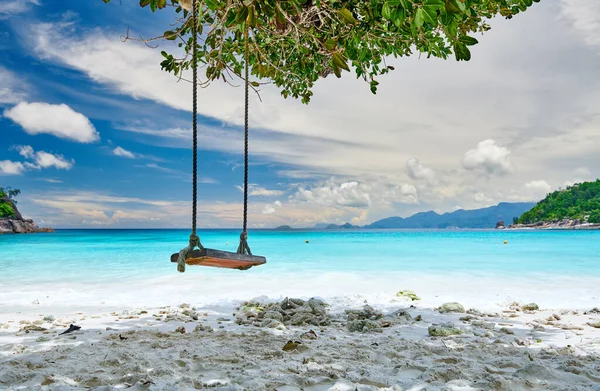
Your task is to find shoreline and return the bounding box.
[1,295,599,390]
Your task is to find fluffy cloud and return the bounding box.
[4,102,99,143]
[294,181,372,209]
[113,146,136,159]
[0,0,39,18]
[0,160,25,175]
[7,145,74,172]
[405,158,436,184]
[32,151,74,170]
[462,140,515,176]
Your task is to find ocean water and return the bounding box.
[1,229,600,312]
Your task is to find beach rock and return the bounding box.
[347,319,382,333]
[387,309,413,323]
[42,315,55,322]
[346,305,383,321]
[467,308,484,316]
[522,303,539,311]
[439,302,465,314]
[471,320,496,330]
[428,323,462,337]
[499,327,514,335]
[260,319,285,329]
[289,312,319,326]
[396,290,421,301]
[585,320,600,328]
[495,221,505,229]
[263,311,284,322]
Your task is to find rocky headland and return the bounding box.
[499,219,600,230]
[0,196,53,234]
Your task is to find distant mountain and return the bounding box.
[313,223,360,229]
[365,202,536,229]
[274,225,293,231]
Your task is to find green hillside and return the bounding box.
[518,180,600,224]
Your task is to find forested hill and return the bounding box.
[518,180,600,224]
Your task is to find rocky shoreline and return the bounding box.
[496,219,600,230]
[0,196,54,234]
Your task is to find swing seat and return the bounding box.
[170,248,266,270]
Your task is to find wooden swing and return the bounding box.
[171,0,266,272]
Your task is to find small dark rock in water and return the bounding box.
[59,324,81,335]
[415,315,423,322]
[175,326,186,334]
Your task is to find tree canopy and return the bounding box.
[103,0,539,103]
[0,187,20,218]
[518,180,600,225]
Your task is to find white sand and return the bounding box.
[1,294,599,390]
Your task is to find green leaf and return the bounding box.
[324,38,338,50]
[454,42,471,61]
[423,6,438,25]
[164,30,177,40]
[332,52,350,72]
[399,0,411,11]
[424,0,444,8]
[458,35,478,46]
[414,8,424,28]
[235,6,248,24]
[382,2,392,20]
[157,0,167,9]
[338,8,357,24]
[139,0,150,7]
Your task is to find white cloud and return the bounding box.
[462,140,515,176]
[4,145,74,172]
[558,0,600,47]
[262,205,276,214]
[113,146,135,159]
[474,192,494,204]
[0,160,25,175]
[0,0,39,18]
[15,145,34,159]
[236,184,285,197]
[0,67,28,105]
[405,158,435,184]
[294,181,371,209]
[33,151,74,170]
[4,102,99,143]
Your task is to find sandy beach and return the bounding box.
[1,293,599,390]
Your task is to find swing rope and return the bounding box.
[177,1,253,272]
[237,26,252,257]
[177,0,203,273]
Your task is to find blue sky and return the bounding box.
[1,0,599,228]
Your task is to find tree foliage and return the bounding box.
[518,180,600,224]
[103,0,539,103]
[0,187,20,218]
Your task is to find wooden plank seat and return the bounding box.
[170,248,266,270]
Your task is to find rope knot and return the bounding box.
[236,230,252,256]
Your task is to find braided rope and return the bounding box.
[177,0,203,272]
[238,26,252,256]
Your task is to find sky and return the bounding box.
[0,0,599,229]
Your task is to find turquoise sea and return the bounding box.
[1,229,600,313]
